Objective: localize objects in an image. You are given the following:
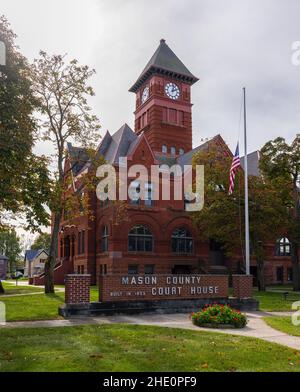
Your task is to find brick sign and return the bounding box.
[99,274,229,302]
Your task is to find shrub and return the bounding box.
[191,304,247,329]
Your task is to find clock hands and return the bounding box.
[165,83,179,99]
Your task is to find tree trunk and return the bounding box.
[0,280,4,294]
[44,212,61,294]
[256,257,266,291]
[291,241,300,291]
[253,239,266,292]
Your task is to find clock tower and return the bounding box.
[129,39,199,156]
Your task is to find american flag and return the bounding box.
[228,143,241,195]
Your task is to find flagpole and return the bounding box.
[243,87,250,275]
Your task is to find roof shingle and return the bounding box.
[25,249,48,262]
[129,39,199,92]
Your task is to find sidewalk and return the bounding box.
[1,311,300,351]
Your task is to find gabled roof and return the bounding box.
[96,123,138,164]
[129,39,199,93]
[126,134,142,157]
[67,143,90,175]
[155,154,177,167]
[175,135,232,169]
[240,151,260,177]
[25,249,49,262]
[127,132,159,164]
[176,140,211,168]
[97,131,112,157]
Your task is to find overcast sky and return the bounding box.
[2,0,300,240]
[0,0,300,156]
[2,0,300,155]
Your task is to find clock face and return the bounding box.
[141,86,149,104]
[165,82,180,100]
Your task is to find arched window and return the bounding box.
[179,148,185,155]
[162,145,167,154]
[101,226,109,252]
[276,237,291,256]
[170,146,176,155]
[128,225,153,252]
[171,228,194,254]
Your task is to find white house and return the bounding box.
[24,249,49,277]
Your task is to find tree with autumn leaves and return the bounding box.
[0,16,51,293]
[1,16,102,294]
[192,143,287,291]
[260,136,300,291]
[0,16,50,230]
[30,52,101,293]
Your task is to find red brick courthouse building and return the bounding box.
[52,40,294,287]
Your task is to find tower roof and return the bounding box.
[129,39,199,92]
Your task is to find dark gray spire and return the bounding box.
[129,39,199,92]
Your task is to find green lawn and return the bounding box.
[0,324,300,372]
[0,286,98,322]
[266,284,295,291]
[1,282,43,295]
[90,285,99,301]
[1,293,65,321]
[264,316,300,337]
[253,289,300,312]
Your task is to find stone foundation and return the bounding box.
[59,297,259,318]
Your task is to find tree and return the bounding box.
[31,232,51,251]
[0,226,22,273]
[30,52,100,293]
[260,136,300,291]
[192,144,287,291]
[0,15,51,230]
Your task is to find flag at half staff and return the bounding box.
[228,143,241,195]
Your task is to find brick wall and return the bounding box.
[99,274,228,302]
[232,275,253,299]
[65,274,91,304]
[29,257,74,286]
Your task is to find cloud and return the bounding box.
[2,0,300,155]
